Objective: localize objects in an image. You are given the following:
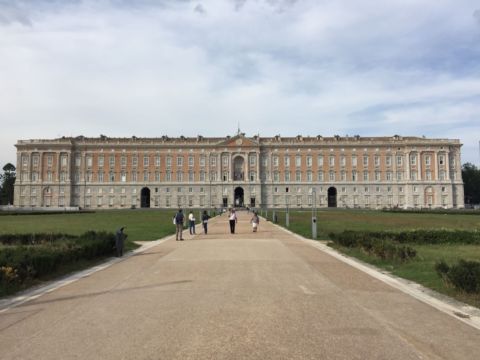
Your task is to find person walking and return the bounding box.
[175,209,185,241]
[115,227,127,257]
[201,210,210,234]
[251,211,260,232]
[188,211,196,235]
[229,208,237,234]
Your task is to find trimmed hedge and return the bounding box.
[0,231,116,295]
[435,260,480,293]
[329,231,416,262]
[329,230,480,245]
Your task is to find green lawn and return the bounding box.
[263,209,480,239]
[0,209,187,242]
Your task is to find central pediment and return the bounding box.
[217,134,259,147]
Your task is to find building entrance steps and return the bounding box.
[1,210,479,359]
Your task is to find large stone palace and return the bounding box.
[13,133,464,209]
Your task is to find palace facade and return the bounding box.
[13,134,464,209]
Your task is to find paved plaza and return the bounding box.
[1,211,479,359]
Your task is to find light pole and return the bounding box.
[209,177,212,216]
[285,195,289,227]
[311,188,317,239]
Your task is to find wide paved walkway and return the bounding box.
[1,211,479,359]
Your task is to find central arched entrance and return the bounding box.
[327,187,337,208]
[141,187,151,208]
[234,187,244,207]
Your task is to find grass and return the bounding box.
[262,208,480,308]
[0,209,187,242]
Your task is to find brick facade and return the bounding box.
[13,134,464,209]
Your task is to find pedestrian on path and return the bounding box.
[201,210,210,234]
[188,211,196,235]
[115,227,127,257]
[251,212,260,232]
[175,209,185,241]
[229,208,237,234]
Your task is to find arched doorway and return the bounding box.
[141,187,151,208]
[327,187,337,208]
[233,156,245,181]
[234,187,244,207]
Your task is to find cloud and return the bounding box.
[0,2,33,26]
[474,9,480,25]
[0,0,479,167]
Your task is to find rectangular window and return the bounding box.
[363,155,369,166]
[274,172,279,182]
[425,155,431,166]
[352,170,357,181]
[47,155,53,166]
[144,171,148,181]
[439,155,445,165]
[273,156,279,167]
[329,171,335,181]
[374,156,380,166]
[109,172,115,182]
[155,156,161,167]
[210,156,217,166]
[98,155,104,167]
[306,156,312,167]
[33,156,39,167]
[189,156,194,167]
[144,156,149,167]
[386,156,392,166]
[177,171,183,182]
[189,171,194,182]
[375,171,380,181]
[386,171,392,181]
[410,154,416,165]
[132,156,138,167]
[284,156,290,167]
[296,171,301,181]
[132,172,137,182]
[397,155,403,166]
[177,156,183,167]
[223,156,229,166]
[249,155,256,166]
[200,156,206,167]
[329,156,335,166]
[261,156,268,166]
[109,155,115,167]
[155,172,160,181]
[396,171,403,181]
[340,156,346,167]
[318,171,324,182]
[166,156,172,168]
[317,155,324,166]
[296,156,302,167]
[352,156,357,167]
[307,171,312,181]
[121,156,126,167]
[285,172,290,182]
[341,171,346,181]
[86,156,93,167]
[363,171,369,181]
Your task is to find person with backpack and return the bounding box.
[175,209,185,241]
[201,210,210,234]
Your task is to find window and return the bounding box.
[296,155,302,167]
[177,171,183,182]
[439,155,445,165]
[249,171,256,181]
[363,171,369,181]
[98,155,104,167]
[363,155,369,166]
[210,156,217,166]
[411,172,417,181]
[396,172,403,181]
[296,171,301,181]
[33,155,39,167]
[75,155,81,167]
[410,154,416,165]
[374,156,380,167]
[317,155,324,166]
[273,156,279,167]
[249,155,256,166]
[341,171,346,181]
[189,171,194,182]
[109,172,115,182]
[261,156,268,166]
[439,170,446,181]
[426,170,432,180]
[274,171,279,182]
[306,156,312,167]
[386,171,392,181]
[223,171,228,181]
[285,172,290,182]
[132,172,138,182]
[375,171,380,181]
[143,171,148,181]
[340,156,346,167]
[329,171,335,181]
[86,156,93,167]
[307,171,312,182]
[166,156,172,168]
[86,172,93,182]
[386,156,392,166]
[47,171,52,182]
[200,156,206,167]
[155,172,160,181]
[425,155,431,166]
[156,156,161,167]
[352,170,357,181]
[60,172,66,182]
[222,156,229,166]
[22,155,28,167]
[284,156,290,167]
[121,156,126,167]
[352,156,357,167]
[329,156,335,166]
[109,155,115,167]
[396,155,403,166]
[133,156,138,167]
[200,171,205,181]
[144,156,149,167]
[47,155,53,166]
[177,156,183,167]
[318,171,324,182]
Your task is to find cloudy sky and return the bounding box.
[1,0,479,168]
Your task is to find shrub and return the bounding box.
[435,260,480,293]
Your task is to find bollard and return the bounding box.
[312,216,317,239]
[273,210,276,223]
[286,210,289,227]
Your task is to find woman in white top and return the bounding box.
[188,211,196,235]
[228,209,237,234]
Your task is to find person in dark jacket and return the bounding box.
[201,210,210,234]
[115,227,127,257]
[175,209,185,241]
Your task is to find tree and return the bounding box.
[0,163,16,205]
[462,163,480,205]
